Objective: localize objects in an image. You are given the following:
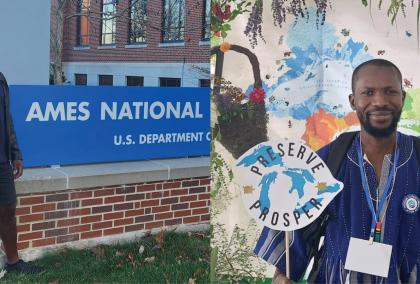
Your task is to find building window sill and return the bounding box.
[73,46,91,50]
[158,42,185,47]
[125,43,147,49]
[97,45,117,49]
[199,40,210,46]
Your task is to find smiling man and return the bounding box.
[254,59,420,283]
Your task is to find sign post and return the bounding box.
[285,231,290,278]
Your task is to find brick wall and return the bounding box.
[51,0,209,63]
[15,176,210,250]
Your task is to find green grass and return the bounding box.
[2,231,210,283]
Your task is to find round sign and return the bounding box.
[235,139,344,231]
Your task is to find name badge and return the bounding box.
[344,237,392,278]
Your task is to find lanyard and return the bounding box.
[356,134,399,243]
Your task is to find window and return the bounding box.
[128,0,147,44]
[162,0,185,42]
[99,75,113,86]
[75,74,87,85]
[160,77,181,87]
[76,0,91,46]
[202,0,211,40]
[127,76,144,86]
[100,0,117,45]
[200,79,210,87]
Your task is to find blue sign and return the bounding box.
[9,86,210,167]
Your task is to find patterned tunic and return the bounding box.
[254,132,420,283]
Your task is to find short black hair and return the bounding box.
[351,59,403,93]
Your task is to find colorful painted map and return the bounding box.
[228,8,420,151]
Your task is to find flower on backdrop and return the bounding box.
[212,3,231,21]
[249,88,265,104]
[220,42,231,53]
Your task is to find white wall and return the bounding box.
[0,0,50,85]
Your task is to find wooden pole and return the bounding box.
[285,231,290,278]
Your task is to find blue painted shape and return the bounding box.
[236,145,284,168]
[258,171,278,212]
[288,90,324,120]
[276,46,318,86]
[283,168,315,199]
[343,38,365,63]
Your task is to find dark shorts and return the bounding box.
[0,162,16,206]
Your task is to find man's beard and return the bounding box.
[357,108,402,138]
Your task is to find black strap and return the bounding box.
[413,136,420,164]
[311,131,357,275]
[326,131,357,177]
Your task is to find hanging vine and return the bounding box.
[244,0,332,48]
[369,0,420,52]
[244,0,265,48]
[212,0,420,51]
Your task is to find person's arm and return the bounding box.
[9,108,23,179]
[254,217,325,282]
[1,74,23,179]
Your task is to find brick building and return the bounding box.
[51,0,211,87]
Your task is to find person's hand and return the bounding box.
[272,270,293,284]
[12,160,23,179]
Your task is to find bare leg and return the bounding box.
[0,205,19,264]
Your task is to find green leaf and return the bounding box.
[211,15,220,26]
[211,36,221,46]
[222,23,231,31]
[221,30,228,38]
[417,2,420,53]
[216,130,221,141]
[361,0,368,7]
[229,10,240,21]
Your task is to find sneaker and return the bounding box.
[4,259,45,274]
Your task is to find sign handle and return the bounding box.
[285,231,290,278]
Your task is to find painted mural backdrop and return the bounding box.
[211,0,420,281]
